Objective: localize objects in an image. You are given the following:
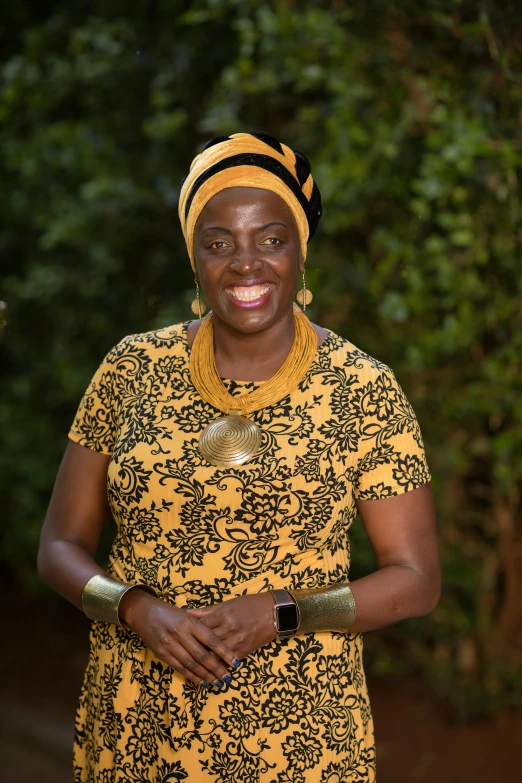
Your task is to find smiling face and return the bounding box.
[193,186,304,334]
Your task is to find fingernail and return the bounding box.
[232,658,241,668]
[222,674,232,684]
[214,679,224,688]
[200,680,209,687]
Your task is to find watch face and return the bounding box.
[277,604,298,632]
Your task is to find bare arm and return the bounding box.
[37,440,111,608]
[347,481,440,632]
[38,440,242,687]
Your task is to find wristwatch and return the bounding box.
[271,589,300,638]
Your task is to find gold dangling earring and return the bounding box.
[190,279,207,319]
[295,271,313,310]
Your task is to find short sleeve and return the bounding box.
[353,365,432,500]
[67,342,120,456]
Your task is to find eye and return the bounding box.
[209,240,228,249]
[261,236,283,246]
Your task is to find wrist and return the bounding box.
[81,573,158,628]
[119,586,158,630]
[291,583,356,633]
[270,588,300,639]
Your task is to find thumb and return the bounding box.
[185,606,213,617]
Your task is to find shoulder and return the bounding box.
[106,321,189,357]
[97,322,189,379]
[320,327,396,384]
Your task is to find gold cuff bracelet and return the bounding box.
[81,573,157,627]
[290,582,356,633]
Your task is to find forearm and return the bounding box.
[292,563,440,635]
[37,538,106,611]
[39,445,157,626]
[38,538,157,626]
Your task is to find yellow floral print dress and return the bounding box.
[68,319,431,783]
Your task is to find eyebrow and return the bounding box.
[201,221,288,235]
[202,226,233,235]
[257,221,288,231]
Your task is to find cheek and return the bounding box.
[272,255,301,283]
[195,262,224,299]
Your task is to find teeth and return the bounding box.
[228,284,270,302]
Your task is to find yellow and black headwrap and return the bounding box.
[178,131,322,271]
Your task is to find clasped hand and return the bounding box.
[126,589,277,687]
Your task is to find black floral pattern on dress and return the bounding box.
[69,320,431,782]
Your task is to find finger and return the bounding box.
[186,606,214,617]
[189,613,231,644]
[155,620,225,686]
[168,639,233,687]
[193,621,243,672]
[155,648,208,688]
[163,616,240,683]
[190,611,239,648]
[191,611,221,629]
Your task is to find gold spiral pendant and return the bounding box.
[198,410,262,468]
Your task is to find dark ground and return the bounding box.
[2,597,521,783]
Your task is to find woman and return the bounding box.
[38,131,440,783]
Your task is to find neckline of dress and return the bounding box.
[180,318,334,385]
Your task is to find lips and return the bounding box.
[224,280,274,308]
[227,284,271,302]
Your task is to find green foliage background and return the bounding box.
[1,0,521,721]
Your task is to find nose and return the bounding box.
[229,253,264,276]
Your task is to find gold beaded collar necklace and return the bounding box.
[189,307,319,468]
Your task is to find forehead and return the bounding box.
[196,186,297,230]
